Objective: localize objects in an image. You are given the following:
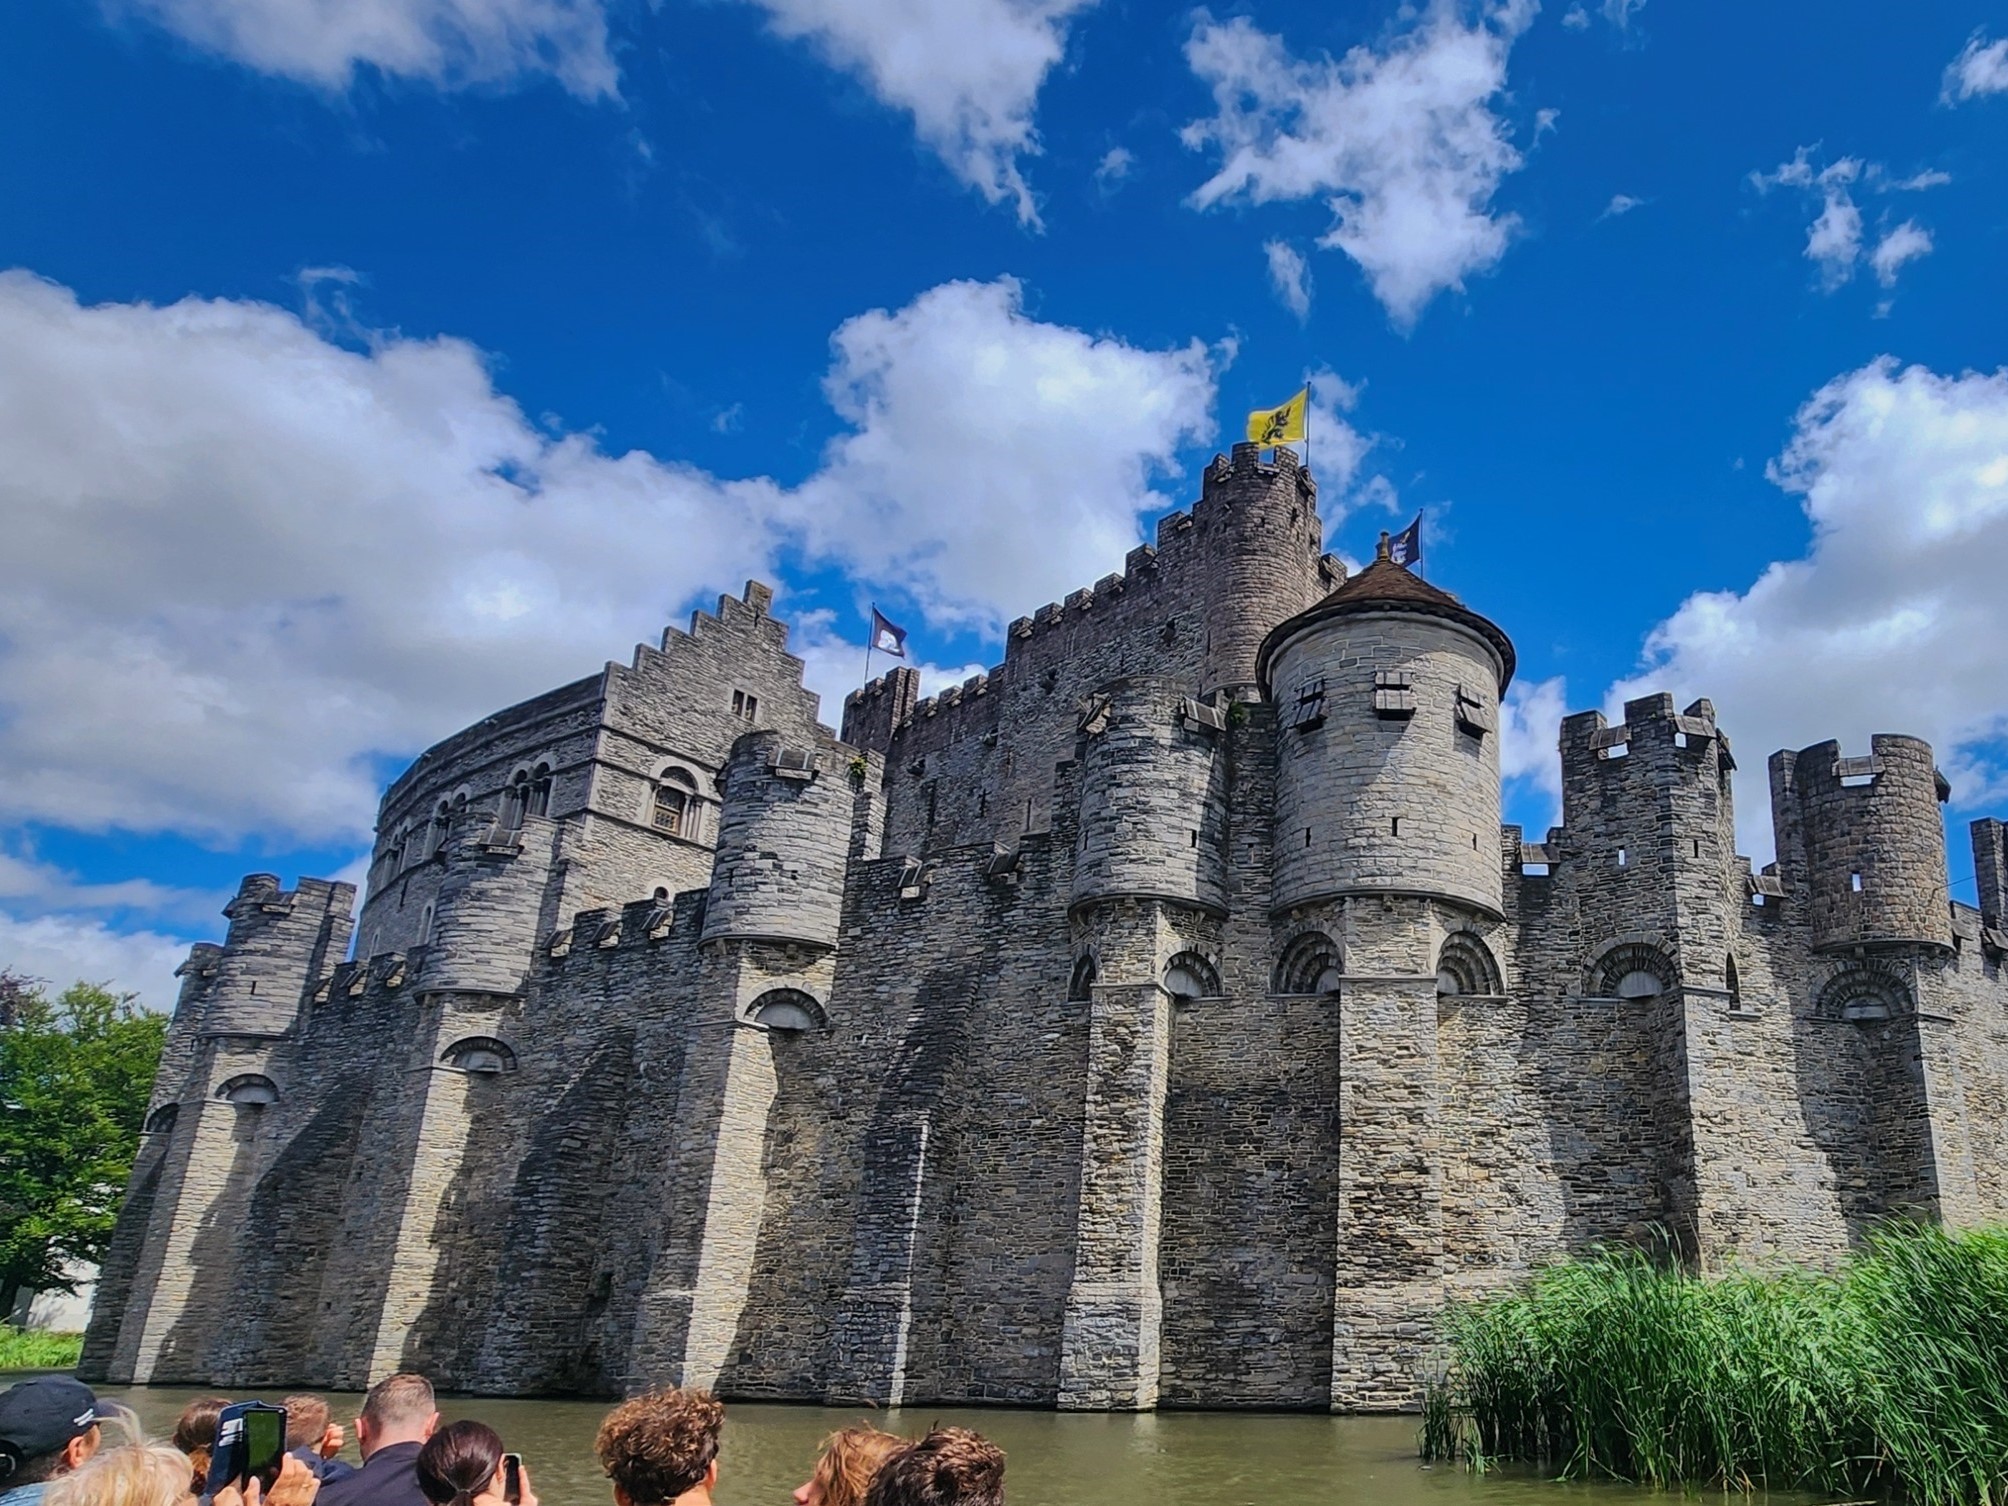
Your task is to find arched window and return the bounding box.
[1591,941,1678,1001]
[1436,932,1504,998]
[428,801,451,857]
[653,767,699,837]
[143,1103,180,1135]
[1163,951,1221,1000]
[746,989,826,1032]
[441,1036,518,1075]
[527,762,552,818]
[1816,966,1911,1024]
[216,1074,278,1107]
[419,902,435,946]
[1275,933,1342,995]
[1069,955,1098,1001]
[501,769,530,831]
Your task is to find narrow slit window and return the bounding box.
[1391,816,1401,837]
[1617,847,1628,869]
[1851,871,1864,892]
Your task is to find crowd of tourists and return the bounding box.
[0,1374,1005,1506]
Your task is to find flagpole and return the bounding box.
[863,606,875,687]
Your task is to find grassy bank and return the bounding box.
[1423,1223,2008,1505]
[0,1326,83,1371]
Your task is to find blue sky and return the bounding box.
[3,0,2006,1004]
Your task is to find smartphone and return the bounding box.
[210,1402,289,1494]
[503,1454,523,1505]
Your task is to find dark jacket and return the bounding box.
[317,1441,425,1506]
[291,1447,358,1485]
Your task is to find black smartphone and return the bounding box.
[210,1402,289,1494]
[503,1453,523,1505]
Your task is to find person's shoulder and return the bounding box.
[0,1482,47,1506]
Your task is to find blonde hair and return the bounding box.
[45,1443,194,1506]
[812,1427,907,1506]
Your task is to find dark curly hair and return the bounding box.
[595,1389,725,1505]
[864,1429,1005,1506]
[417,1421,505,1506]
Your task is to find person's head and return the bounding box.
[356,1373,439,1457]
[415,1421,505,1506]
[43,1444,193,1506]
[594,1389,725,1506]
[793,1427,906,1506]
[282,1396,332,1453]
[0,1377,102,1492]
[862,1429,1004,1506]
[170,1398,228,1458]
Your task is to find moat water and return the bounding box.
[77,1384,1823,1506]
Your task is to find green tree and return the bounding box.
[0,970,167,1317]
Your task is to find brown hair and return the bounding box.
[360,1374,437,1436]
[416,1421,504,1506]
[809,1428,906,1506]
[594,1389,724,1505]
[282,1397,331,1452]
[863,1429,1005,1506]
[171,1397,229,1494]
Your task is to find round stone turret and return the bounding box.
[1071,676,1228,915]
[702,730,852,948]
[1197,443,1328,698]
[1258,536,1514,917]
[1788,734,1952,953]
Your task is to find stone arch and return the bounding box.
[143,1102,180,1135]
[1274,931,1343,994]
[650,764,702,838]
[1588,938,1678,1000]
[745,987,828,1032]
[215,1073,278,1106]
[1815,963,1914,1023]
[1436,931,1503,997]
[1068,953,1098,1001]
[1163,950,1222,1000]
[440,1035,518,1074]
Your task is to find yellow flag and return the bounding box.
[1246,387,1308,446]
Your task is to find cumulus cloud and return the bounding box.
[1500,675,1567,835]
[0,912,194,1011]
[1180,0,1537,328]
[1095,146,1135,186]
[782,277,1217,626]
[1264,240,1314,320]
[1561,6,1589,28]
[107,0,619,97]
[1870,220,1933,288]
[1611,358,2008,855]
[0,270,1218,847]
[743,0,1098,226]
[1751,147,1944,294]
[0,846,223,929]
[1941,31,2008,104]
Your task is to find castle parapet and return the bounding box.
[703,730,855,948]
[202,874,356,1037]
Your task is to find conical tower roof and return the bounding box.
[1256,533,1516,692]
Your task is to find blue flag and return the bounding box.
[870,606,908,658]
[1388,512,1423,568]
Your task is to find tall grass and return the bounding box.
[1425,1223,2008,1504]
[0,1326,83,1370]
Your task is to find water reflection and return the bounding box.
[83,1386,1810,1506]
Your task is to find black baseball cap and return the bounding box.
[0,1377,98,1473]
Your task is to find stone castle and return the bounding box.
[84,443,2008,1411]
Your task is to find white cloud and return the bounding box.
[108,0,619,97]
[1942,31,2008,104]
[1601,0,1645,28]
[1752,148,1945,294]
[1533,106,1560,139]
[1561,5,1590,28]
[1501,674,1567,834]
[1095,146,1135,186]
[1599,192,1645,219]
[781,277,1217,627]
[0,912,193,1011]
[0,846,223,929]
[1264,239,1314,320]
[1181,0,1538,328]
[1870,220,1933,288]
[783,608,988,723]
[742,0,1098,226]
[1611,358,2008,856]
[0,270,1220,847]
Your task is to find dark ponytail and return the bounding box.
[417,1421,505,1506]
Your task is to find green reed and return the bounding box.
[1427,1223,2008,1504]
[0,1325,83,1370]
